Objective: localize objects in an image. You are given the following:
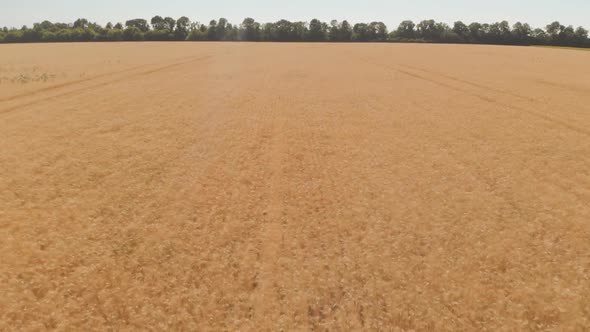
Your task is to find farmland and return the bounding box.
[1,42,589,330]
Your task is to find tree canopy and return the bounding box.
[1,17,588,48]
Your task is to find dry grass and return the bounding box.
[1,42,589,331]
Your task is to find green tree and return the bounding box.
[123,26,144,40]
[40,31,56,42]
[273,20,291,41]
[352,23,369,41]
[395,20,416,39]
[55,29,72,42]
[546,21,563,37]
[207,20,218,40]
[73,18,89,29]
[328,20,340,41]
[468,22,485,43]
[80,28,97,41]
[512,22,532,44]
[126,19,149,32]
[54,23,69,30]
[260,25,272,41]
[147,16,174,40]
[292,22,307,41]
[241,18,261,41]
[107,28,124,41]
[151,16,166,30]
[175,17,191,40]
[328,20,352,41]
[368,21,387,41]
[452,21,469,40]
[226,24,239,41]
[560,25,576,46]
[574,26,589,46]
[217,18,228,40]
[308,19,327,41]
[340,20,352,41]
[187,28,207,41]
[3,30,24,43]
[34,20,55,31]
[164,17,176,31]
[435,22,460,43]
[497,21,512,43]
[21,29,43,42]
[0,15,588,48]
[416,20,437,40]
[145,29,173,41]
[531,28,548,44]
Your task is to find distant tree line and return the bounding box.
[1,17,588,48]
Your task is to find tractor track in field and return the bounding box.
[360,57,590,137]
[0,55,213,115]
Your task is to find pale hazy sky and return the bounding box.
[2,0,589,29]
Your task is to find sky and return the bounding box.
[2,0,589,29]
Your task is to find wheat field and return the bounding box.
[1,42,589,331]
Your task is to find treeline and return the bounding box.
[1,17,589,48]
